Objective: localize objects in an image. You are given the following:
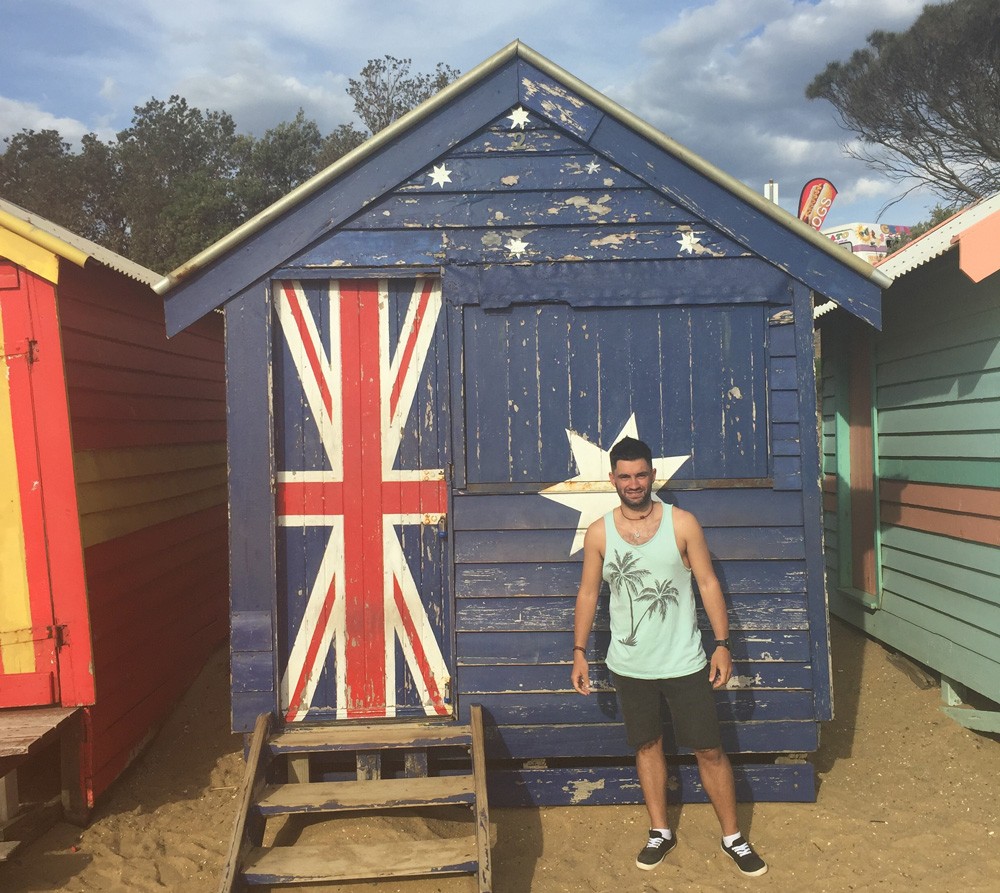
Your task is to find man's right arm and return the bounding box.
[571,521,605,696]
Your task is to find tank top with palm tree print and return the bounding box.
[603,505,707,680]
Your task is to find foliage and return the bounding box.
[347,55,461,134]
[807,0,1000,209]
[0,57,459,273]
[884,203,958,253]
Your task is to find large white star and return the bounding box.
[428,163,452,188]
[539,414,690,554]
[507,106,530,129]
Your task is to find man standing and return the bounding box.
[571,436,767,876]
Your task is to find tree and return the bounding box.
[115,95,244,271]
[315,123,368,170]
[806,0,1000,208]
[347,55,460,135]
[0,129,87,231]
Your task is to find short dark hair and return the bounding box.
[609,436,652,469]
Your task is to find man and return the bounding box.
[571,436,767,876]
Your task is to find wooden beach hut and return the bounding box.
[0,199,228,839]
[820,193,1000,733]
[157,41,887,808]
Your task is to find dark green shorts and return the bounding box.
[611,666,722,751]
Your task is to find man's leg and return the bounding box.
[694,746,738,837]
[635,737,669,828]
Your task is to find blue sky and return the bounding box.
[2,0,947,228]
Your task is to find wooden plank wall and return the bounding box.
[826,258,1000,705]
[293,110,827,770]
[56,263,228,802]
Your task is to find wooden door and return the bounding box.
[273,277,453,721]
[0,267,68,706]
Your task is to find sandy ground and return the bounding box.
[2,616,998,893]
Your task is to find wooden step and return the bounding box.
[258,774,475,815]
[0,840,21,862]
[269,722,471,755]
[242,837,478,885]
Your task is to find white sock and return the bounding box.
[723,832,742,847]
[652,827,672,840]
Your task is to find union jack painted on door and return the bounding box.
[273,277,452,721]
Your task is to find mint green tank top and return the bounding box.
[603,505,707,679]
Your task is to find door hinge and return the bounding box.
[50,624,69,649]
[4,338,38,363]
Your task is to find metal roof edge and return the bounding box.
[877,191,1000,280]
[155,39,890,296]
[0,197,161,286]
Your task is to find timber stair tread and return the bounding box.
[243,838,477,885]
[268,723,471,754]
[220,706,492,891]
[258,774,475,814]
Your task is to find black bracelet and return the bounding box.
[573,645,586,656]
[714,638,731,650]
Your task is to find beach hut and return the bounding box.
[0,199,228,836]
[157,41,887,807]
[820,194,1000,733]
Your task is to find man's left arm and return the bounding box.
[677,510,733,688]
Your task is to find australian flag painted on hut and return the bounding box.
[156,41,888,805]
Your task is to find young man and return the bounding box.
[571,436,767,876]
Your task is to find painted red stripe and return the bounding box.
[390,280,435,417]
[285,573,338,722]
[276,480,345,516]
[393,578,448,715]
[282,282,334,419]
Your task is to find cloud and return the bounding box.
[0,97,96,145]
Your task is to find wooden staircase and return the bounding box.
[219,705,492,892]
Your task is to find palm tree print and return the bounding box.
[631,578,679,641]
[606,550,649,645]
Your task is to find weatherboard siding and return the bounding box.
[825,248,1000,707]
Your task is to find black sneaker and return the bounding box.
[721,835,767,876]
[636,830,676,870]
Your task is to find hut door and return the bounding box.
[273,278,453,722]
[1,269,61,707]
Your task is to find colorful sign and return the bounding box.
[822,222,912,264]
[799,178,838,230]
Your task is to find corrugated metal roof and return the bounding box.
[877,191,1000,280]
[0,197,161,286]
[154,39,891,295]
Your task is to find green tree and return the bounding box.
[807,0,1000,208]
[347,55,461,135]
[605,550,649,647]
[115,95,244,271]
[235,109,323,218]
[0,129,86,231]
[315,122,368,170]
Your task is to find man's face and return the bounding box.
[610,458,656,510]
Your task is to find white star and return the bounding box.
[677,230,703,253]
[539,413,690,554]
[506,237,529,258]
[507,106,530,129]
[585,160,601,174]
[428,163,452,188]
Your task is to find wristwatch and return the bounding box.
[714,638,731,650]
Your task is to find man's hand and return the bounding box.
[708,646,733,689]
[571,654,591,695]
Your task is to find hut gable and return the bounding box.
[159,42,887,805]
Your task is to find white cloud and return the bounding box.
[0,97,95,145]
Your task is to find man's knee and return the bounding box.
[694,745,726,765]
[635,736,663,756]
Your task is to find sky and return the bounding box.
[1,0,949,229]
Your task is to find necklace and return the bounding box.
[621,504,654,541]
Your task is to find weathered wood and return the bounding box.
[268,723,471,754]
[486,762,816,807]
[470,704,492,892]
[258,775,474,815]
[218,712,272,893]
[0,707,79,758]
[242,838,478,885]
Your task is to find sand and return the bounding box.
[2,617,998,893]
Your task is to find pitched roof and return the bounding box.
[0,197,160,286]
[877,191,1000,282]
[154,40,888,333]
